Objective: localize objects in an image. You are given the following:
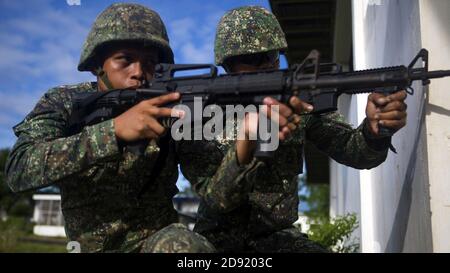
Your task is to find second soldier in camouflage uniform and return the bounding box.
[178,6,408,252]
[5,3,216,253]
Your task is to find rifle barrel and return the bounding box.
[422,70,450,80]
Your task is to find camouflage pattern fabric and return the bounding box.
[247,227,329,253]
[141,223,215,253]
[4,82,223,253]
[4,3,225,253]
[78,3,174,71]
[179,111,390,253]
[77,222,215,253]
[177,113,264,214]
[214,6,288,65]
[4,87,389,253]
[187,5,391,253]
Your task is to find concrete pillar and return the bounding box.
[419,0,450,253]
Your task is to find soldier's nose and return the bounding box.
[130,62,144,82]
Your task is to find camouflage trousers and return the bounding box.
[247,228,329,253]
[201,227,329,253]
[140,223,216,253]
[78,223,216,253]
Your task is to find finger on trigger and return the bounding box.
[147,107,174,117]
[147,92,180,106]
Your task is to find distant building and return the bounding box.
[32,194,65,237]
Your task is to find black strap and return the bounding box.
[96,67,114,90]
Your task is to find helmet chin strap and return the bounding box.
[95,67,114,91]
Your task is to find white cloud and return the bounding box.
[0,1,94,85]
[0,1,95,148]
[167,9,225,65]
[66,0,81,6]
[169,17,197,49]
[180,42,213,63]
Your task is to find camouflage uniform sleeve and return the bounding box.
[305,112,391,169]
[5,88,121,192]
[179,142,261,213]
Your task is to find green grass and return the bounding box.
[9,240,66,253]
[0,217,67,253]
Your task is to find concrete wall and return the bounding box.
[419,0,450,253]
[330,0,362,247]
[330,0,437,252]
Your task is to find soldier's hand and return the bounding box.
[366,90,408,136]
[113,92,182,142]
[236,112,258,165]
[236,96,311,165]
[238,97,304,147]
[262,97,312,141]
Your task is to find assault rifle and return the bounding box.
[68,49,450,157]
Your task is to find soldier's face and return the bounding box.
[98,45,159,91]
[230,59,280,73]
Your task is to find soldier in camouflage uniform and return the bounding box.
[4,3,216,253]
[178,6,408,252]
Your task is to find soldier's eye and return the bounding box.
[116,54,132,63]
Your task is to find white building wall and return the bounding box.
[330,0,437,252]
[419,0,450,253]
[33,226,66,238]
[32,194,66,237]
[330,0,362,246]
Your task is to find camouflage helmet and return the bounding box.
[214,6,288,65]
[78,3,174,71]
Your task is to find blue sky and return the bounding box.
[0,0,283,149]
[0,0,296,197]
